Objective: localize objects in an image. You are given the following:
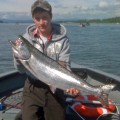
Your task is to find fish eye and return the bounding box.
[17,38,24,46]
[20,41,24,46]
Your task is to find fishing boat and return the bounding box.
[0,62,120,120]
[80,23,86,27]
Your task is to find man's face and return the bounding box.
[33,11,52,33]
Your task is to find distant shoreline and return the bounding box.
[0,16,120,24]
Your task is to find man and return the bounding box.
[14,0,79,120]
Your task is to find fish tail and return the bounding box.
[98,93,109,106]
[97,84,116,106]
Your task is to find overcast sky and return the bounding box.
[0,0,120,20]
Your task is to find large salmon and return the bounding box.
[10,35,115,106]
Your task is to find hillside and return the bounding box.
[59,16,120,24]
[0,16,120,24]
[89,16,120,23]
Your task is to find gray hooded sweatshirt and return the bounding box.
[14,23,71,78]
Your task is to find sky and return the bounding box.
[0,0,120,20]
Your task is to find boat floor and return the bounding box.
[0,76,120,120]
[0,89,23,120]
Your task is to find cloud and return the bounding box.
[99,1,109,8]
[0,12,31,20]
[51,0,120,19]
[0,0,33,12]
[0,0,120,20]
[51,0,95,19]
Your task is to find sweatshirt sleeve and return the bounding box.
[59,37,71,70]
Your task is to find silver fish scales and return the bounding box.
[10,35,115,106]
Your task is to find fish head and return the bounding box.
[9,37,31,60]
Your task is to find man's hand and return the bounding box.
[66,88,80,96]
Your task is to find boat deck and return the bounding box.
[0,63,120,120]
[0,88,23,120]
[0,75,120,120]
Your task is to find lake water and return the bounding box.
[0,23,120,76]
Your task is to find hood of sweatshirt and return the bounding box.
[26,23,67,42]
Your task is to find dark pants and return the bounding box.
[21,77,66,120]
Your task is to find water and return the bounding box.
[0,23,120,76]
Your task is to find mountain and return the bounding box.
[0,19,33,23]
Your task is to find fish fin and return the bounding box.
[48,84,56,94]
[98,84,116,106]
